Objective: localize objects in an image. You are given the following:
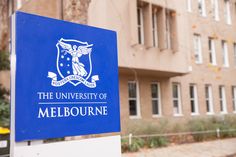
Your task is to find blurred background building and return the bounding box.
[0,0,236,135]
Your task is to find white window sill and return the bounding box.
[173,114,183,117]
[206,112,215,115]
[152,115,162,118]
[191,113,200,116]
[200,14,207,18]
[195,62,203,65]
[220,111,228,114]
[209,63,217,66]
[233,111,236,114]
[129,115,142,119]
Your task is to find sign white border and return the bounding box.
[14,135,121,157]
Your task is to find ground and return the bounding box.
[122,138,236,157]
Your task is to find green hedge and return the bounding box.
[122,115,236,153]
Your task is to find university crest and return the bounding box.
[48,38,99,88]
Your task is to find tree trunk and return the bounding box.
[0,0,9,51]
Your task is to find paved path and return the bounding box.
[122,138,236,157]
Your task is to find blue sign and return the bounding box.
[13,12,120,142]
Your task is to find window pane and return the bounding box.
[190,85,194,98]
[128,82,136,98]
[173,100,179,114]
[232,86,236,111]
[191,100,195,113]
[205,86,209,98]
[220,100,223,111]
[137,8,141,25]
[234,43,236,66]
[209,38,213,63]
[206,100,210,112]
[173,84,178,98]
[219,86,223,98]
[129,100,137,116]
[151,84,158,98]
[152,100,159,115]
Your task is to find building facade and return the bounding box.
[1,0,236,134]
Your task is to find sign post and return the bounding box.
[11,11,121,157]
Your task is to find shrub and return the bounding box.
[146,136,168,148]
[0,51,10,70]
[121,137,145,153]
[0,100,10,127]
[0,84,10,128]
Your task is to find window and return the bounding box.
[208,37,217,65]
[198,0,206,17]
[234,43,236,67]
[219,86,227,114]
[16,0,22,9]
[151,83,161,116]
[172,83,182,116]
[166,10,171,49]
[211,0,219,21]
[193,34,203,64]
[128,81,140,117]
[137,7,144,44]
[152,8,158,47]
[222,40,229,67]
[187,0,192,12]
[205,85,214,114]
[190,84,199,115]
[232,86,236,112]
[224,0,232,25]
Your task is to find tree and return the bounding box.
[0,0,9,51]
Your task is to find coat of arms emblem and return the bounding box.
[48,38,99,87]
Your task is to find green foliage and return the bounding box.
[122,116,236,153]
[146,136,168,148]
[121,137,168,152]
[0,51,10,70]
[0,84,10,127]
[0,100,10,127]
[121,138,145,153]
[126,119,169,135]
[188,116,236,141]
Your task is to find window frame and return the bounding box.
[211,0,220,21]
[198,0,207,17]
[208,37,217,65]
[137,7,145,45]
[219,85,228,114]
[128,81,141,118]
[232,86,236,113]
[16,0,22,10]
[172,83,183,116]
[152,8,159,48]
[189,84,199,116]
[193,34,203,64]
[166,10,172,49]
[151,82,162,117]
[234,43,236,67]
[187,0,192,12]
[222,40,229,67]
[224,0,232,25]
[205,85,214,115]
